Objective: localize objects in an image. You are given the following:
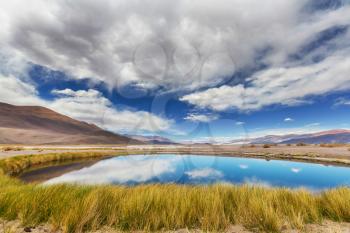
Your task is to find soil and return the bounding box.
[1,219,350,233]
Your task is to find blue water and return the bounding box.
[45,154,350,190]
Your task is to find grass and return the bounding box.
[320,143,347,148]
[1,146,24,152]
[0,152,350,232]
[0,175,350,233]
[0,151,135,176]
[296,143,307,146]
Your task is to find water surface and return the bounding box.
[27,154,350,190]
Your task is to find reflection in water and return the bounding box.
[39,154,350,190]
[46,155,180,185]
[185,168,223,179]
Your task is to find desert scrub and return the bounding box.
[296,143,307,146]
[320,143,347,148]
[1,146,24,152]
[0,175,350,233]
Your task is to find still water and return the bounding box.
[34,154,350,190]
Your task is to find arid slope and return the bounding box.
[0,102,138,145]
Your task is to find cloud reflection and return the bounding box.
[239,164,249,169]
[45,155,179,185]
[291,168,302,173]
[185,168,223,179]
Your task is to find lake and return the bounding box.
[21,154,350,190]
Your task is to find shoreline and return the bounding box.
[2,145,350,176]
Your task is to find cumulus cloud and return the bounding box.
[181,50,350,111]
[334,97,350,106]
[184,113,218,122]
[0,74,172,133]
[1,0,350,93]
[0,74,45,106]
[50,88,172,132]
[284,118,294,122]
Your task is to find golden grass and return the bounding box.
[320,143,347,148]
[0,175,350,233]
[0,152,350,232]
[0,151,134,176]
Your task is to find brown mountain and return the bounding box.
[0,102,140,145]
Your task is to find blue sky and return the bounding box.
[0,0,350,142]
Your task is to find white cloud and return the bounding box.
[181,51,350,111]
[1,0,350,93]
[184,113,218,122]
[185,168,223,179]
[284,118,294,122]
[0,74,45,106]
[236,121,245,125]
[0,74,173,133]
[305,122,320,127]
[334,97,350,106]
[243,124,324,139]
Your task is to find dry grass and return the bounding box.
[0,151,140,176]
[1,146,24,152]
[320,143,347,148]
[0,175,349,233]
[296,143,307,146]
[0,151,350,233]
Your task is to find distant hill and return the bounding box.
[226,129,350,145]
[0,102,140,145]
[281,130,350,144]
[126,135,178,145]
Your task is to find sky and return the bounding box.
[0,0,350,142]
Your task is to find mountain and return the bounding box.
[0,102,140,145]
[281,130,350,144]
[226,129,350,145]
[126,135,177,145]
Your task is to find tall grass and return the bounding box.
[0,151,136,176]
[0,175,350,232]
[1,152,350,232]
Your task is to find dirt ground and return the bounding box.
[1,144,350,165]
[1,219,350,233]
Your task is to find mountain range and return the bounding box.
[1,102,349,145]
[227,129,350,145]
[125,135,177,145]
